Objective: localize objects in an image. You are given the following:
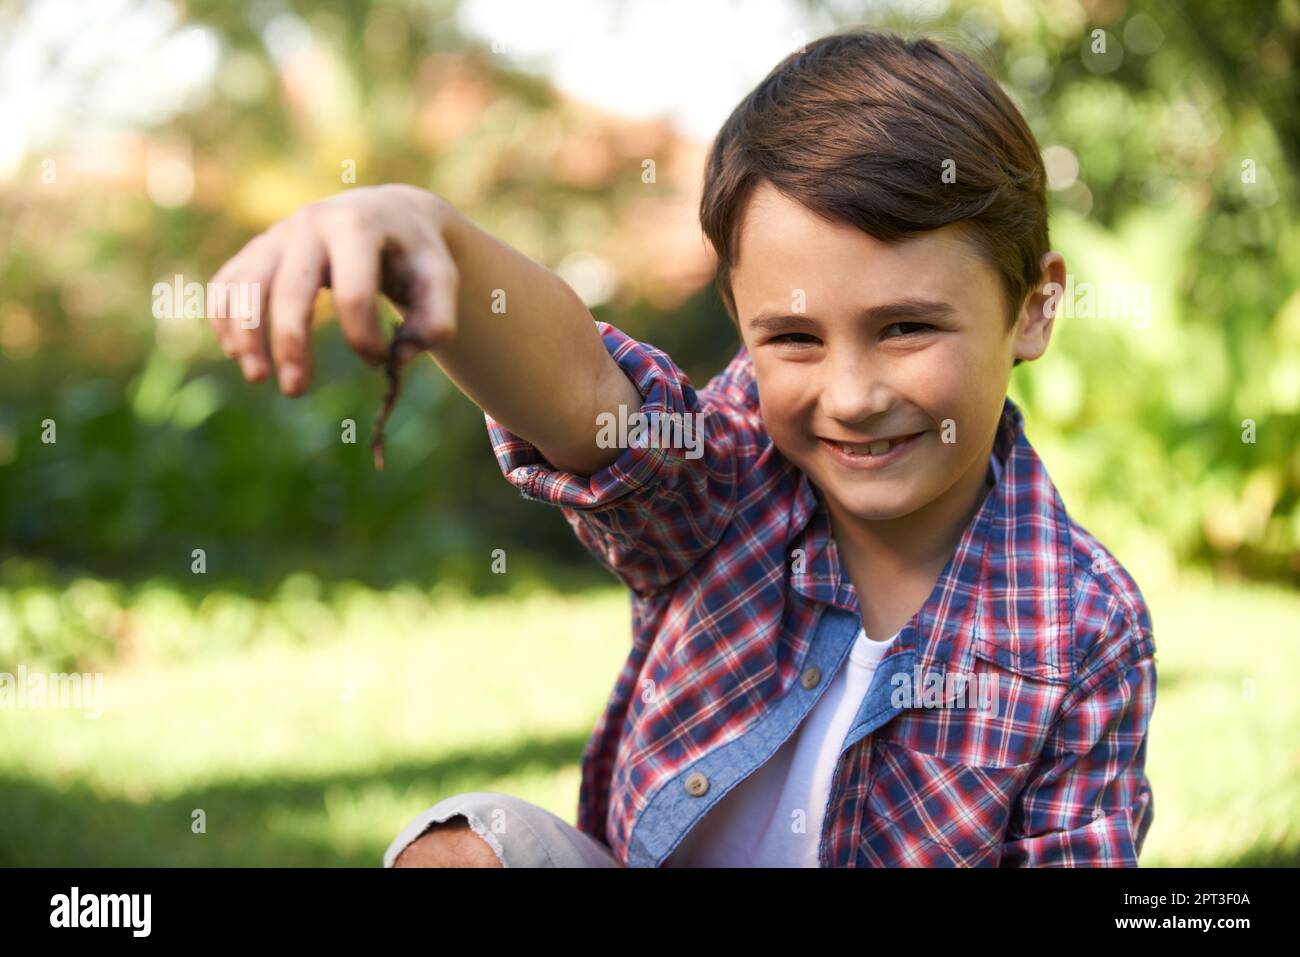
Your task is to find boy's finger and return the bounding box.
[402,230,460,354]
[267,221,327,395]
[206,260,235,355]
[224,246,280,381]
[321,230,387,365]
[209,231,278,358]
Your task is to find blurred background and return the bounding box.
[0,0,1296,866]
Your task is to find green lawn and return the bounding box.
[0,570,1295,866]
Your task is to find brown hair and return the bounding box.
[699,29,1048,367]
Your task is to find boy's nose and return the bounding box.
[818,353,894,427]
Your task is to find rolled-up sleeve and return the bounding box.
[484,321,759,596]
[999,621,1158,867]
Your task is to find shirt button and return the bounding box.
[684,772,709,797]
[801,666,821,690]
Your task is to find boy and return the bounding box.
[209,29,1156,867]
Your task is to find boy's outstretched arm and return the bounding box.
[208,184,641,476]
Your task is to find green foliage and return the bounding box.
[0,0,1297,589]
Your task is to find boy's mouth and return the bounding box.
[818,431,926,468]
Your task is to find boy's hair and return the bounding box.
[699,29,1049,367]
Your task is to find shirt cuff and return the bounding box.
[482,321,689,510]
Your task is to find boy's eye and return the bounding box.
[772,332,819,346]
[770,324,934,347]
[884,321,933,337]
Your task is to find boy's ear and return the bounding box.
[1014,252,1066,364]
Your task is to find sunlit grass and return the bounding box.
[0,571,1294,866]
[1138,570,1300,866]
[0,582,630,866]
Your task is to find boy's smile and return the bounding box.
[730,179,1058,585]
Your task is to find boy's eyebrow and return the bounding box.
[749,298,957,332]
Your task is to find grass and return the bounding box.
[0,569,1295,866]
[0,583,630,866]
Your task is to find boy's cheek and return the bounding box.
[755,392,811,446]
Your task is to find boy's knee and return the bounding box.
[392,816,504,868]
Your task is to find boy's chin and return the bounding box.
[827,490,927,523]
[816,475,933,523]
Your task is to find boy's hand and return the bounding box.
[208,184,460,396]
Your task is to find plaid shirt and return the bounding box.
[484,321,1157,867]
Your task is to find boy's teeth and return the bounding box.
[840,438,895,456]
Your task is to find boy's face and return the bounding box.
[730,179,1047,525]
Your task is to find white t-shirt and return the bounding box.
[663,626,897,867]
[663,451,1004,867]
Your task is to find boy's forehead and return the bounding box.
[733,189,993,316]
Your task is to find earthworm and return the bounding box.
[370,324,428,470]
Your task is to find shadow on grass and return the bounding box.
[0,728,592,867]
